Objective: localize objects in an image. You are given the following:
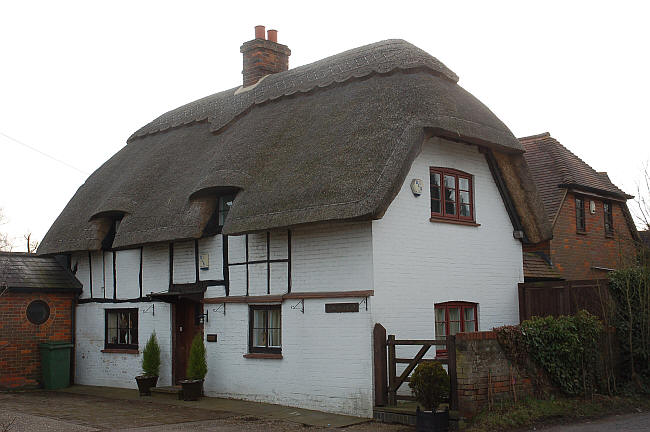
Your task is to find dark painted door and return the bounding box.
[174,299,203,383]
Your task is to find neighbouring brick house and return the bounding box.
[519,133,639,281]
[0,252,81,389]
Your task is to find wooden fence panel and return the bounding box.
[518,279,610,321]
[373,324,387,406]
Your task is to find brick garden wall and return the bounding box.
[455,331,535,417]
[0,291,75,389]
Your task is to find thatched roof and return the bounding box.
[39,40,551,255]
[0,252,81,292]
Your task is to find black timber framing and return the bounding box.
[88,251,93,298]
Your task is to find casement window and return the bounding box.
[575,196,586,232]
[430,168,474,222]
[249,305,281,354]
[218,194,236,226]
[105,309,138,350]
[435,302,478,339]
[604,201,614,236]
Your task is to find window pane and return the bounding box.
[448,308,460,321]
[253,310,266,328]
[130,328,138,345]
[459,177,469,191]
[253,329,266,347]
[431,200,441,213]
[449,321,460,335]
[107,311,117,329]
[435,322,446,339]
[464,307,475,322]
[108,328,118,345]
[445,202,456,215]
[459,191,470,205]
[268,309,281,329]
[435,308,445,322]
[444,175,455,189]
[119,328,128,344]
[118,312,129,330]
[465,320,476,332]
[460,204,471,217]
[268,329,281,347]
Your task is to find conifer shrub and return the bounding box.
[408,361,450,411]
[141,332,161,377]
[186,333,207,381]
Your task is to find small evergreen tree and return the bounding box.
[409,361,450,412]
[186,333,207,380]
[142,332,161,377]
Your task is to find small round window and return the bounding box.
[26,300,50,325]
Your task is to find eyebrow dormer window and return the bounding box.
[218,194,236,226]
[430,168,474,223]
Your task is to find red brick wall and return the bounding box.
[550,192,636,280]
[0,291,75,389]
[455,331,536,417]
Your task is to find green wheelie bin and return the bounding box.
[39,341,73,389]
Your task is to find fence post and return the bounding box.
[518,283,526,323]
[373,324,388,406]
[387,334,396,405]
[447,334,458,411]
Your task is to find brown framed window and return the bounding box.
[249,305,281,354]
[105,309,138,350]
[604,201,614,236]
[575,196,586,232]
[434,302,478,355]
[430,168,474,222]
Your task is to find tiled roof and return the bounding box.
[519,133,632,223]
[523,252,562,280]
[0,252,81,292]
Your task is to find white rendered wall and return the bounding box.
[74,302,172,388]
[71,252,91,299]
[116,249,140,299]
[172,241,195,284]
[203,299,373,417]
[371,137,524,339]
[142,243,169,295]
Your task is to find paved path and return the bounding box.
[0,390,411,431]
[535,412,650,432]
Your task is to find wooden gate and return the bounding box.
[373,324,457,410]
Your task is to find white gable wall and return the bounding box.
[371,137,524,338]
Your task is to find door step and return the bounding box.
[150,385,183,400]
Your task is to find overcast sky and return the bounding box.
[1,1,649,251]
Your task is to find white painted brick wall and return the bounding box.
[198,235,223,281]
[91,251,105,298]
[227,236,246,264]
[291,222,373,293]
[116,249,140,299]
[172,241,195,284]
[142,243,169,295]
[371,137,524,344]
[74,302,172,388]
[203,299,373,417]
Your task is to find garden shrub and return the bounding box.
[141,332,161,377]
[408,360,449,411]
[496,311,604,396]
[609,267,650,389]
[186,333,207,380]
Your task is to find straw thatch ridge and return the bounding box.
[38,39,551,255]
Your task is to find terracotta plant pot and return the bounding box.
[180,379,203,401]
[415,406,449,432]
[135,375,158,396]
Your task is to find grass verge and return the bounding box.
[464,394,650,431]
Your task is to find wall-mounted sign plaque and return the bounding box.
[325,303,360,313]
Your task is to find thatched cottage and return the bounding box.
[38,27,551,417]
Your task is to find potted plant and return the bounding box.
[135,332,161,396]
[409,361,450,432]
[180,333,207,401]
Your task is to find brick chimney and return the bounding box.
[240,25,291,87]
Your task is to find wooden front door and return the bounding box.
[173,299,203,383]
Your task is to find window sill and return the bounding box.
[605,234,614,239]
[430,216,480,227]
[243,353,283,359]
[576,231,587,236]
[101,349,139,354]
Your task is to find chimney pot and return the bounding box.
[254,25,266,39]
[267,29,278,43]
